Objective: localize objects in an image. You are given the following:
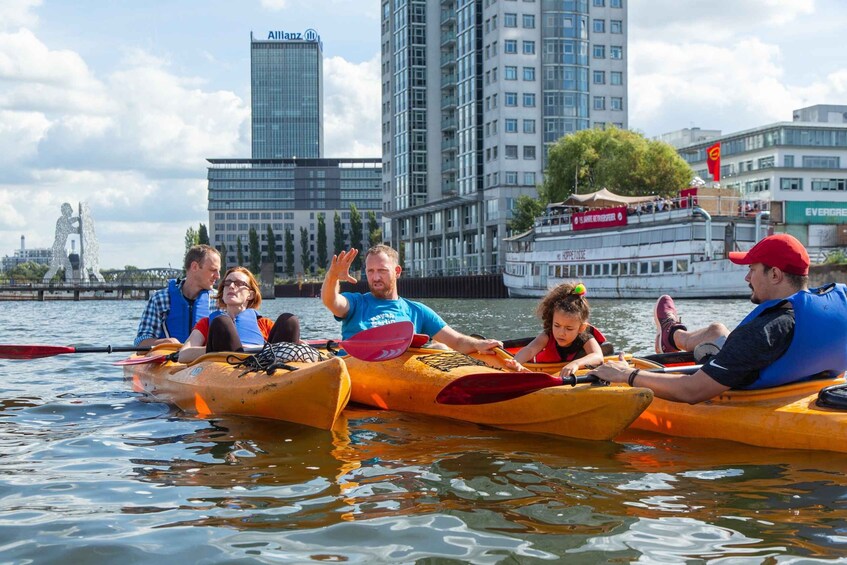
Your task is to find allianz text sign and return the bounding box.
[267,29,320,41]
[785,201,847,224]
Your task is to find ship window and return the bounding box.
[620,263,628,275]
[651,261,660,273]
[630,262,638,275]
[663,260,674,273]
[576,264,584,277]
[676,259,688,272]
[611,263,619,276]
[602,263,610,275]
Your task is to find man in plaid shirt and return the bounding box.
[134,245,221,347]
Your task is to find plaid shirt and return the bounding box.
[133,286,173,346]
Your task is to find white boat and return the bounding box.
[503,188,771,299]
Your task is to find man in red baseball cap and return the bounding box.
[594,233,847,403]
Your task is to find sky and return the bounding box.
[1,0,846,270]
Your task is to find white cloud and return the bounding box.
[0,0,41,32]
[323,53,381,157]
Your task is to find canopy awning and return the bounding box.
[548,188,657,209]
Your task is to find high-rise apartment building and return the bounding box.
[251,30,324,159]
[381,0,627,276]
[209,31,381,277]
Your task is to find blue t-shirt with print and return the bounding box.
[338,292,447,340]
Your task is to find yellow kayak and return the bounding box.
[520,354,847,453]
[123,345,350,430]
[343,347,653,441]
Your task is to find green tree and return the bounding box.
[543,127,693,203]
[316,214,328,270]
[185,226,199,252]
[398,241,405,268]
[299,226,312,274]
[217,243,227,275]
[198,223,210,245]
[349,204,363,271]
[333,211,345,255]
[5,261,49,282]
[284,228,294,277]
[367,211,382,246]
[265,225,277,276]
[248,227,261,274]
[236,236,244,266]
[509,194,548,233]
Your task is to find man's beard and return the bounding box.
[370,280,395,299]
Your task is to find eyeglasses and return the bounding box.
[222,279,250,289]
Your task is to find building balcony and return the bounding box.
[442,159,457,174]
[441,116,457,131]
[440,52,456,68]
[441,73,456,88]
[440,9,456,26]
[440,32,456,47]
[441,137,457,153]
[441,95,456,109]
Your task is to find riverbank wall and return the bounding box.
[274,273,508,299]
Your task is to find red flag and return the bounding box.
[706,142,721,182]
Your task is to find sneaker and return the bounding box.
[654,295,687,354]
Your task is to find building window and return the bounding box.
[610,45,623,59]
[505,66,518,80]
[593,19,605,33]
[593,70,605,84]
[594,122,606,130]
[610,71,623,85]
[523,92,536,107]
[504,40,518,53]
[611,97,623,110]
[523,40,535,55]
[505,145,518,159]
[504,13,517,27]
[523,14,535,28]
[610,19,623,33]
[524,171,536,185]
[593,45,605,58]
[593,96,605,110]
[523,66,536,81]
[611,0,622,7]
[780,178,803,191]
[505,171,518,185]
[523,145,536,160]
[505,92,518,106]
[811,178,847,191]
[784,155,794,168]
[523,119,536,133]
[802,156,840,168]
[758,156,775,169]
[593,0,605,5]
[505,118,518,132]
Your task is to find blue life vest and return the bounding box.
[736,283,847,389]
[163,279,211,342]
[208,308,265,346]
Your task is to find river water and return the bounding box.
[1,297,846,563]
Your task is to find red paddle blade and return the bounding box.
[340,321,415,361]
[112,354,170,366]
[0,344,76,359]
[411,333,430,348]
[436,371,564,405]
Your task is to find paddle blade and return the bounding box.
[0,344,76,359]
[340,321,415,361]
[436,371,564,405]
[112,354,170,366]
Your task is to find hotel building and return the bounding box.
[208,31,382,276]
[380,0,628,276]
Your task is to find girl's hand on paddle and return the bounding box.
[328,249,358,284]
[559,360,581,378]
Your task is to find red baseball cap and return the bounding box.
[729,234,809,276]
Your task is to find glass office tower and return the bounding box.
[251,32,324,159]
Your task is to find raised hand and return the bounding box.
[328,249,359,284]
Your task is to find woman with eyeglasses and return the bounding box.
[177,267,300,363]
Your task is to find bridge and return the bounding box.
[0,268,183,301]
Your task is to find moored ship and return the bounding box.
[504,187,771,299]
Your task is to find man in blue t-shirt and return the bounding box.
[321,244,501,354]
